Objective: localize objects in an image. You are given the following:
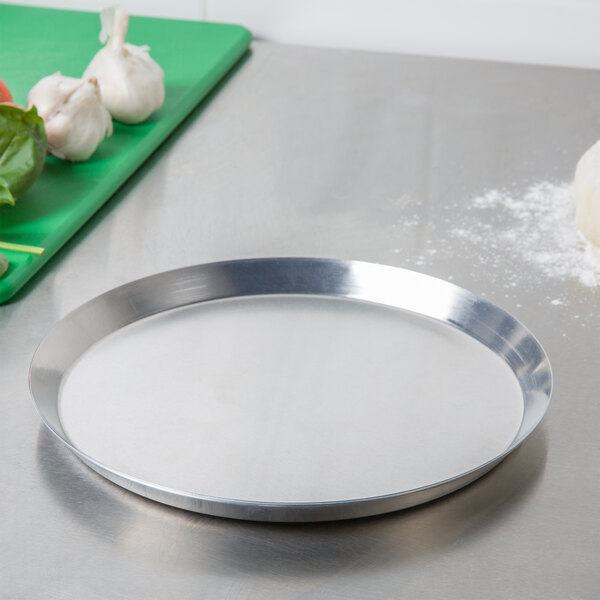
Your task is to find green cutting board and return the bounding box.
[0,4,251,303]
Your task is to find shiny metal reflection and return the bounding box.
[29,258,552,522]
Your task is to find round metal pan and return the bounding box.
[30,258,552,522]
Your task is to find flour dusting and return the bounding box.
[452,181,600,287]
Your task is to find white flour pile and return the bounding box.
[452,181,600,288]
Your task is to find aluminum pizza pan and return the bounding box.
[29,258,552,522]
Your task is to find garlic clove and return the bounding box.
[83,6,165,124]
[26,72,81,123]
[27,73,112,162]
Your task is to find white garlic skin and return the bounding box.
[574,140,600,247]
[27,73,113,162]
[83,7,165,124]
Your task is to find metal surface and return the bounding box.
[30,258,551,521]
[2,41,600,596]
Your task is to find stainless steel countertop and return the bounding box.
[2,41,598,598]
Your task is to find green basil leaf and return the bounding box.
[0,105,47,207]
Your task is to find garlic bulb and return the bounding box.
[0,253,8,279]
[27,73,113,162]
[83,6,165,124]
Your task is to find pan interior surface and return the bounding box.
[59,294,524,504]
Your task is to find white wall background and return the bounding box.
[6,0,600,69]
[4,0,204,20]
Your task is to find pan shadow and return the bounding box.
[36,423,548,577]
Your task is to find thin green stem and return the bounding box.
[0,241,45,255]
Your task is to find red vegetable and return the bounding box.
[0,78,13,103]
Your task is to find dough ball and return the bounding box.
[574,140,600,246]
